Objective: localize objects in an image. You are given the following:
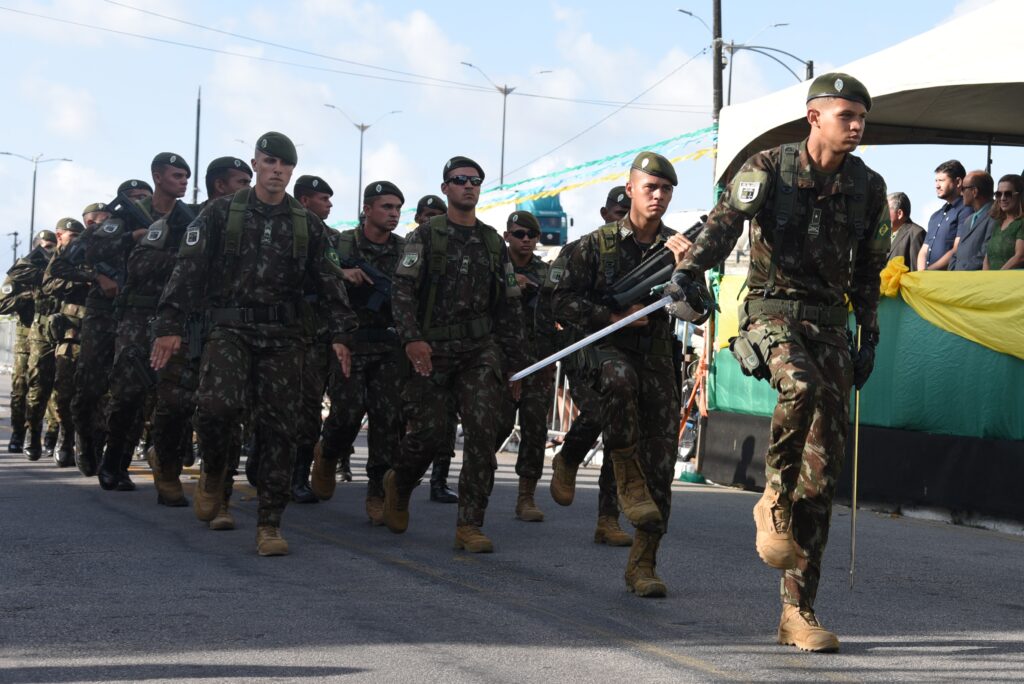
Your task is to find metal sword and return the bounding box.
[849,325,861,591]
[510,295,673,382]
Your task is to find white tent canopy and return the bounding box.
[714,0,1024,184]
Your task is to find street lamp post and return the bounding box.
[324,104,401,215]
[0,152,72,257]
[726,42,814,105]
[461,62,517,186]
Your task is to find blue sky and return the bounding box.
[1,0,1019,263]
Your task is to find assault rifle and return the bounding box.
[340,257,392,313]
[604,215,706,311]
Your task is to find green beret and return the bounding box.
[806,72,871,111]
[443,156,485,181]
[117,179,152,195]
[606,185,631,209]
[295,175,334,196]
[36,229,58,243]
[206,156,252,177]
[82,202,109,215]
[631,152,678,186]
[256,131,298,165]
[416,195,446,212]
[54,217,83,233]
[364,180,404,204]
[507,211,540,232]
[151,152,191,177]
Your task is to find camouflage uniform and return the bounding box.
[42,240,92,460]
[495,254,555,481]
[552,216,681,534]
[153,189,356,528]
[390,216,528,529]
[678,138,889,610]
[1,268,36,448]
[321,228,405,493]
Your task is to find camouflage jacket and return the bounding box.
[512,253,556,361]
[153,190,356,344]
[337,227,405,353]
[42,240,91,308]
[552,217,678,352]
[119,202,195,307]
[679,138,890,333]
[392,217,528,369]
[7,245,57,318]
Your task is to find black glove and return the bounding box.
[852,330,879,390]
[664,269,713,325]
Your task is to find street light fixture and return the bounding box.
[461,62,518,186]
[726,42,813,105]
[0,152,72,257]
[324,104,401,214]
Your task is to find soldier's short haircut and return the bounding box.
[887,192,911,219]
[934,160,966,180]
[967,170,994,199]
[205,168,237,197]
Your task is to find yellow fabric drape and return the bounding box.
[880,257,1024,360]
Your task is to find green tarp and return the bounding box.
[707,296,1024,441]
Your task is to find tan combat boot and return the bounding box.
[193,463,227,522]
[147,447,187,508]
[753,488,800,569]
[777,604,840,652]
[515,477,545,522]
[309,441,338,501]
[256,526,289,556]
[382,469,414,534]
[209,500,235,531]
[610,448,662,527]
[624,529,667,597]
[454,525,494,553]
[594,515,632,546]
[549,453,579,506]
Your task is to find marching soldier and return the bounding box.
[669,73,889,651]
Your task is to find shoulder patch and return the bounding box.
[146,228,163,242]
[1,284,12,295]
[401,252,419,268]
[185,227,201,246]
[548,266,563,284]
[727,169,770,214]
[101,220,120,234]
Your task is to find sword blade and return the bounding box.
[510,295,673,382]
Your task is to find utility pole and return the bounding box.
[711,0,723,126]
[324,104,401,216]
[192,87,202,204]
[0,152,72,257]
[8,231,19,266]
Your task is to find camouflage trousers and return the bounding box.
[559,366,618,518]
[72,310,118,440]
[150,342,199,484]
[759,319,852,611]
[322,350,403,485]
[596,347,680,534]
[105,310,157,463]
[193,329,302,528]
[52,330,81,438]
[10,322,30,436]
[297,339,329,450]
[26,316,56,435]
[495,368,553,481]
[393,341,504,527]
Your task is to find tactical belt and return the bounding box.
[85,296,114,312]
[423,316,492,342]
[61,303,88,319]
[354,327,399,345]
[608,329,674,356]
[117,294,160,310]
[746,299,848,327]
[208,302,297,325]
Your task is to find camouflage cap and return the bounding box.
[36,229,58,243]
[151,152,191,177]
[630,152,678,186]
[117,179,153,195]
[443,155,485,181]
[82,202,109,215]
[806,72,871,111]
[54,217,84,233]
[364,180,404,204]
[206,156,252,177]
[255,131,298,165]
[605,185,631,209]
[507,210,540,233]
[416,194,447,212]
[295,175,334,197]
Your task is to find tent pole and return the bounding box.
[986,136,993,175]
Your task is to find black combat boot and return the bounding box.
[429,457,458,503]
[24,429,42,461]
[116,441,136,491]
[42,428,59,460]
[8,429,25,453]
[54,429,76,468]
[291,445,318,504]
[337,452,353,482]
[75,430,98,477]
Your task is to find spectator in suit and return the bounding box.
[886,192,925,270]
[984,174,1024,270]
[950,170,995,271]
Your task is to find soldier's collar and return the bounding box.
[619,216,669,244]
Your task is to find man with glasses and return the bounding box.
[385,156,528,552]
[495,210,556,523]
[950,171,995,271]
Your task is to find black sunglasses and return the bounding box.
[445,175,483,187]
[994,191,1019,199]
[509,229,539,240]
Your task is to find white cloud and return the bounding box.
[20,79,97,138]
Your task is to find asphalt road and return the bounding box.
[1,397,1023,682]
